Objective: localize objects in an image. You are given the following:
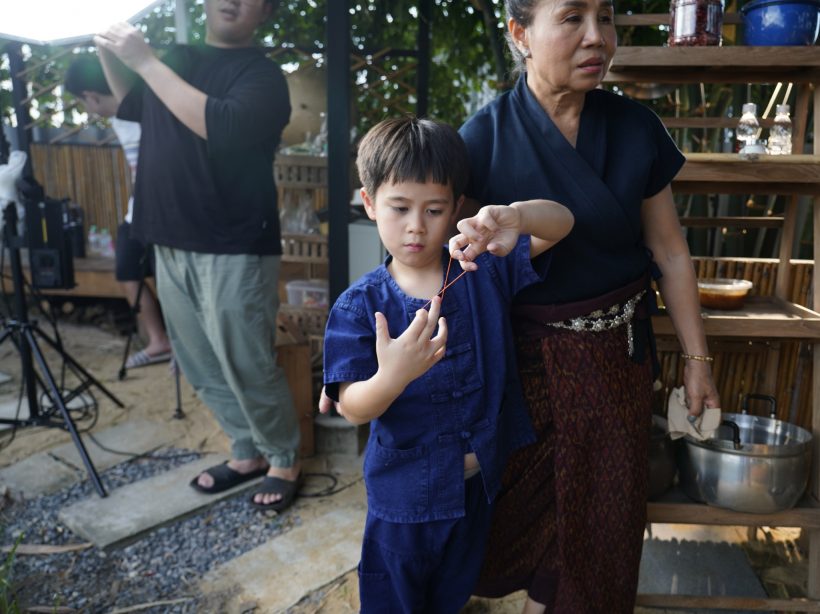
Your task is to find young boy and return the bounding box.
[322,117,574,612]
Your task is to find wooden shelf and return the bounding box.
[652,296,820,339]
[2,251,127,299]
[648,488,820,527]
[673,154,820,195]
[619,39,820,604]
[606,46,820,83]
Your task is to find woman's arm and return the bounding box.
[641,185,720,417]
[511,199,574,257]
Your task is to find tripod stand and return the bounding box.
[0,203,123,497]
[116,245,184,420]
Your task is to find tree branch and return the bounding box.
[470,0,510,89]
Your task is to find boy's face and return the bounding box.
[79,92,117,119]
[362,179,461,272]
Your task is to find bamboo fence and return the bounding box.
[30,143,130,245]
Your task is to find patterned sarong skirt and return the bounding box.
[474,299,654,613]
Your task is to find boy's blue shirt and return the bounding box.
[323,236,547,523]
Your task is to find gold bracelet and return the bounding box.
[681,353,714,363]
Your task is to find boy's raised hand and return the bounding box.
[449,205,522,271]
[374,296,447,388]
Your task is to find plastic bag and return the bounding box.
[0,151,28,236]
[280,189,320,235]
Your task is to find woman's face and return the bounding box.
[511,0,617,94]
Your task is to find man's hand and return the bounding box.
[449,205,522,271]
[375,295,447,388]
[94,22,156,74]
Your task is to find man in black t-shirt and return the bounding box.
[95,0,301,512]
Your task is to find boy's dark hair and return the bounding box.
[356,117,470,200]
[64,56,111,98]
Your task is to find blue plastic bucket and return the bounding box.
[741,0,820,45]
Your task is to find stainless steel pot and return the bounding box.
[677,394,812,513]
[649,415,677,500]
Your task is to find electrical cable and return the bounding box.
[76,432,360,499]
[298,472,346,497]
[83,432,213,462]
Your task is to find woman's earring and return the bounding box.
[520,47,532,59]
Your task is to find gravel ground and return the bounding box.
[2,448,298,613]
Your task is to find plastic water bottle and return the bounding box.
[736,103,760,150]
[768,104,792,155]
[99,227,115,258]
[87,224,100,255]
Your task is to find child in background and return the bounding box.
[322,117,574,612]
[64,56,172,369]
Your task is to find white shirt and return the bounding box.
[110,118,141,224]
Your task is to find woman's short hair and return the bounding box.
[505,0,542,76]
[356,116,470,200]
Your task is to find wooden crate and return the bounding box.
[281,233,328,264]
[274,154,327,189]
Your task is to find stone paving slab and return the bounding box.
[0,451,82,498]
[201,481,366,613]
[0,419,172,498]
[50,418,173,471]
[58,453,260,550]
[0,396,30,431]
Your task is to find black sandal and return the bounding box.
[249,472,303,511]
[189,461,268,494]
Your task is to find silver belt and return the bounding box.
[544,290,646,357]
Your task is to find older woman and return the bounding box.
[459,0,720,612]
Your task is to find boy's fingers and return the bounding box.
[374,312,391,346]
[403,307,428,338]
[318,387,333,414]
[422,297,442,338]
[433,316,447,341]
[431,316,448,354]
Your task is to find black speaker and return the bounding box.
[24,198,75,290]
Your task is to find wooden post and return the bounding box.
[809,83,820,600]
[326,1,350,301]
[416,0,432,118]
[6,42,33,176]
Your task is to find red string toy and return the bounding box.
[423,257,468,310]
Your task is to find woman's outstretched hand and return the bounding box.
[449,205,522,271]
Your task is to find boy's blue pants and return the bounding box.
[358,473,494,613]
